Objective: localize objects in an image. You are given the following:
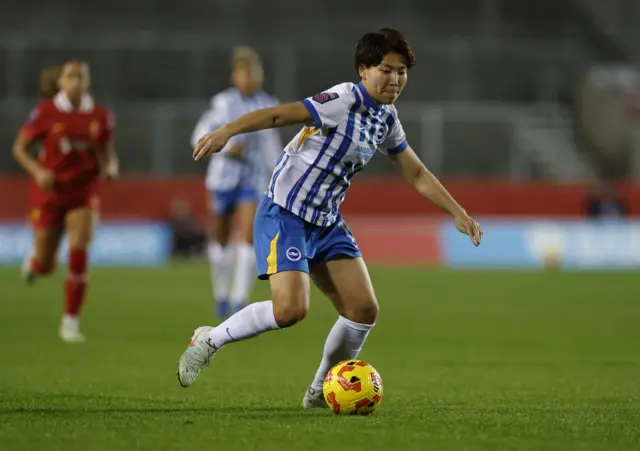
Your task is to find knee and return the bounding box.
[67,239,90,256]
[240,226,254,246]
[214,228,231,247]
[67,231,92,250]
[344,298,379,325]
[42,262,56,275]
[37,259,56,275]
[272,293,309,328]
[243,223,255,245]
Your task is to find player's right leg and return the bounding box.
[60,205,95,343]
[23,206,64,284]
[207,189,235,319]
[177,195,311,388]
[228,185,260,314]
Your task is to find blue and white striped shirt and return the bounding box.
[192,88,282,192]
[268,82,408,227]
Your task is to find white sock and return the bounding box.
[310,316,374,391]
[229,243,256,307]
[208,242,233,301]
[206,300,279,348]
[61,314,79,331]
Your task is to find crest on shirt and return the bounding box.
[89,120,101,139]
[375,126,388,144]
[312,92,339,104]
[355,145,375,164]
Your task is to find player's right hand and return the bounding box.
[455,214,483,247]
[34,168,55,190]
[193,127,231,162]
[101,159,119,181]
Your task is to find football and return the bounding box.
[323,359,383,415]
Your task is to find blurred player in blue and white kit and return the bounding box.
[191,46,281,319]
[179,29,483,407]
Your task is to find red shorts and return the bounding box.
[29,195,100,229]
[28,178,100,229]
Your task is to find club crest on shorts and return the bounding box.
[286,247,302,262]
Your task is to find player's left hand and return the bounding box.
[193,127,231,162]
[101,165,119,181]
[455,214,483,247]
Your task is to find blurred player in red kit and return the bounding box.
[12,60,118,343]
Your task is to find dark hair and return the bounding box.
[39,66,60,99]
[354,28,416,74]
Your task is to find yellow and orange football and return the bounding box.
[323,359,383,415]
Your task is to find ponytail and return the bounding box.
[39,66,60,99]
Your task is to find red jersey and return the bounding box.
[20,92,114,207]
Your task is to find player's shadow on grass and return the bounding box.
[1,393,322,418]
[3,406,309,418]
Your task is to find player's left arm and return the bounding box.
[379,113,481,245]
[100,138,119,180]
[98,110,119,180]
[386,143,482,246]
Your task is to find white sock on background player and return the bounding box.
[310,316,374,391]
[208,242,233,302]
[229,242,257,309]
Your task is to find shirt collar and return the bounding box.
[356,82,381,111]
[53,91,94,113]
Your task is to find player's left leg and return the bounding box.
[302,220,378,409]
[228,185,259,313]
[60,206,94,343]
[207,189,236,319]
[176,195,313,388]
[24,206,64,284]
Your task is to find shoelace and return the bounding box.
[189,341,216,367]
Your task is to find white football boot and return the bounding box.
[177,326,218,387]
[22,254,36,286]
[59,315,86,343]
[302,387,328,409]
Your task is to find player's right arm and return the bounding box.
[12,105,55,190]
[193,89,353,162]
[96,109,119,181]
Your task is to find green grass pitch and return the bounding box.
[0,264,639,450]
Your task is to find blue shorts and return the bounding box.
[209,185,260,216]
[254,195,361,280]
